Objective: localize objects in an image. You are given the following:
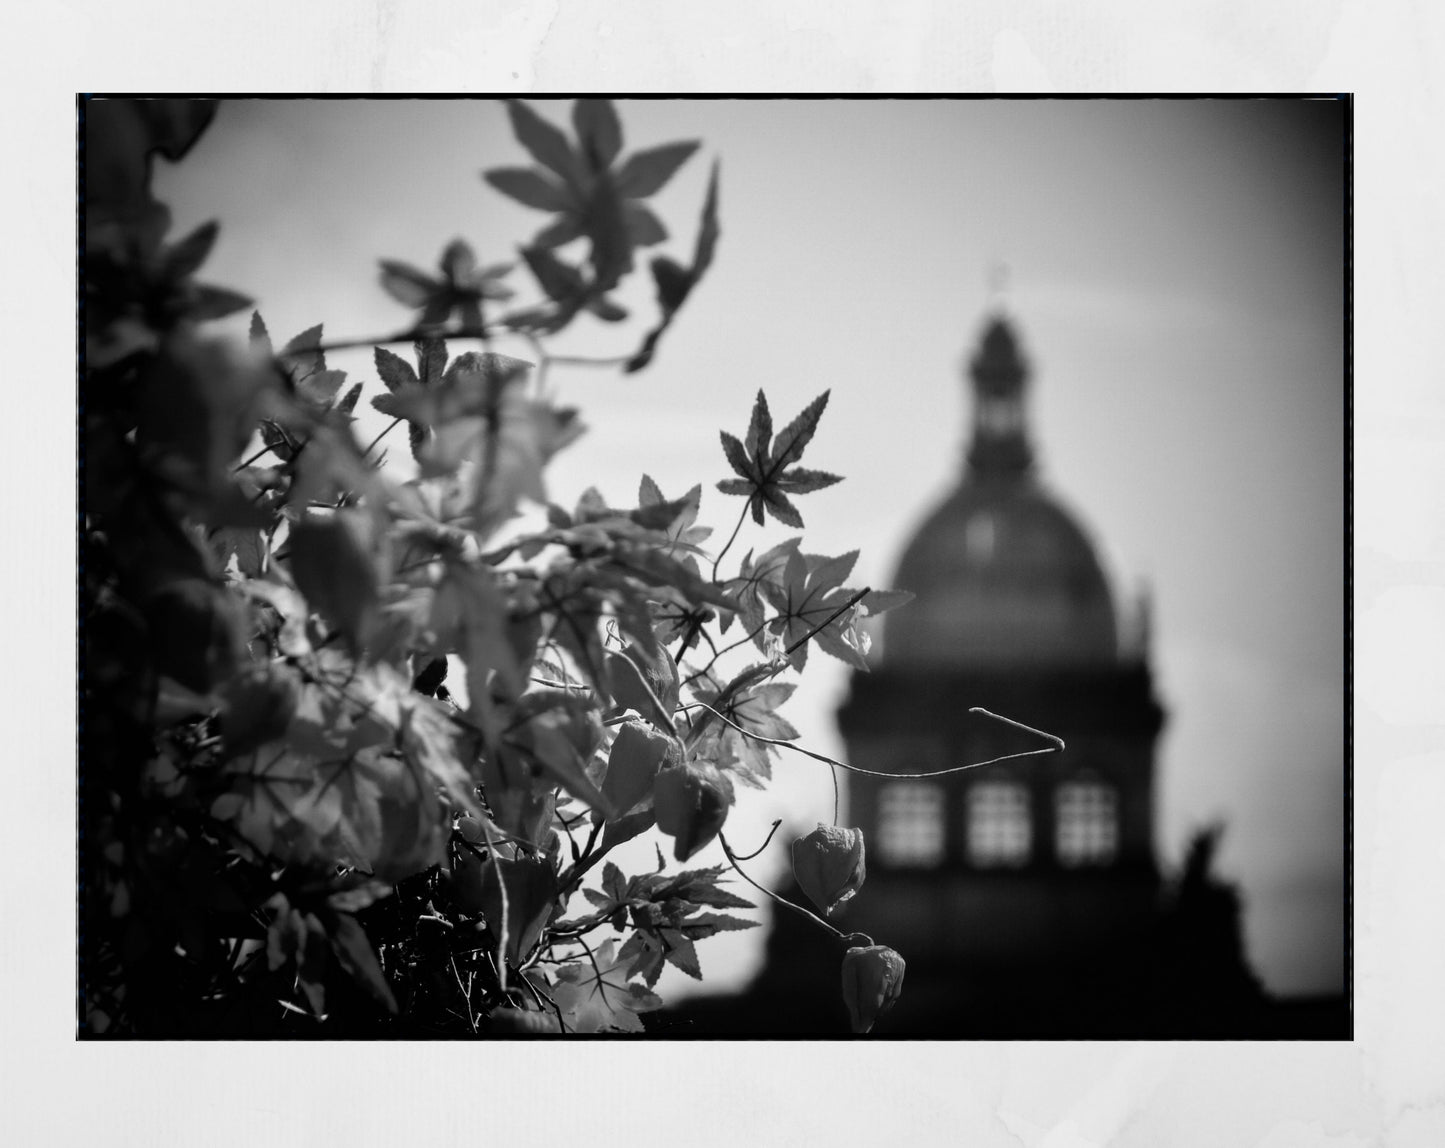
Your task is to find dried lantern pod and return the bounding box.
[791,822,865,917]
[840,943,906,1034]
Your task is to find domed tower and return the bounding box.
[836,314,1166,997]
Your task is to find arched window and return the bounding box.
[875,782,946,868]
[966,781,1031,867]
[1055,781,1118,866]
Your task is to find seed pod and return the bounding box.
[653,761,730,862]
[840,944,906,1034]
[605,642,680,726]
[791,823,866,917]
[601,720,681,817]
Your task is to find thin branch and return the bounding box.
[681,701,1064,779]
[544,353,634,368]
[783,587,870,657]
[710,502,751,582]
[305,324,494,357]
[719,832,848,944]
[362,417,404,459]
[450,956,477,1034]
[968,707,1067,751]
[729,819,783,861]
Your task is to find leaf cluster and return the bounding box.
[81,97,913,1038]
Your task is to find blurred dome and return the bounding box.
[884,479,1117,669]
[881,314,1118,670]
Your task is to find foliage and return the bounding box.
[80,97,915,1036]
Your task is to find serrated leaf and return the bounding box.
[716,389,838,528]
[374,345,419,393]
[335,381,363,415]
[249,310,272,357]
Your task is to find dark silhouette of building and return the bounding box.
[654,314,1346,1038]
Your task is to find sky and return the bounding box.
[156,97,1345,999]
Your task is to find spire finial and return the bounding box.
[987,260,1010,310]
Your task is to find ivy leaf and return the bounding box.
[551,939,663,1033]
[717,390,841,528]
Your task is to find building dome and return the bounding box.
[881,315,1118,670]
[884,478,1117,669]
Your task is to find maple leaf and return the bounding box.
[372,335,449,460]
[508,245,629,332]
[717,390,842,528]
[637,474,712,555]
[721,535,801,638]
[582,862,757,986]
[85,209,252,364]
[689,672,800,789]
[550,939,663,1033]
[757,547,913,671]
[371,350,582,538]
[378,238,513,332]
[484,99,698,294]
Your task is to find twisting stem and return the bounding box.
[680,701,1065,778]
[719,832,849,945]
[710,503,751,582]
[968,707,1067,751]
[729,819,783,861]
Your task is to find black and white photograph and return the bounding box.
[29,32,1431,1133]
[79,97,1346,1041]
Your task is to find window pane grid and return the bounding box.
[1055,782,1118,866]
[966,781,1031,867]
[876,782,946,867]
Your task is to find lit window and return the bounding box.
[966,781,1031,867]
[876,782,946,867]
[1055,782,1118,866]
